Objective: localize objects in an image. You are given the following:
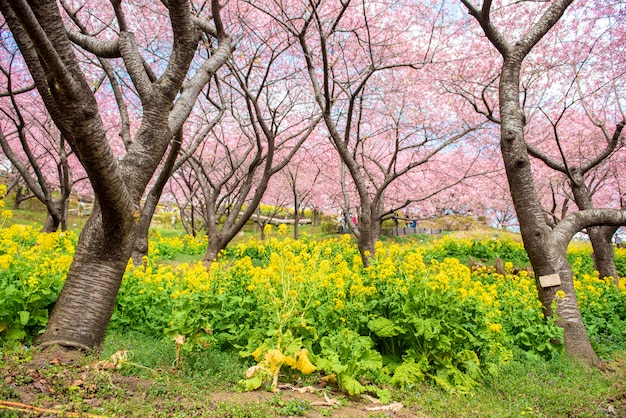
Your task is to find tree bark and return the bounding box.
[590,226,620,286]
[460,0,614,363]
[131,129,183,264]
[42,200,65,233]
[40,206,135,349]
[569,172,620,283]
[499,55,599,364]
[293,192,300,240]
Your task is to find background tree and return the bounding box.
[130,83,225,264]
[167,163,206,237]
[277,147,323,239]
[0,50,87,231]
[0,0,232,350]
[263,0,483,264]
[184,3,321,265]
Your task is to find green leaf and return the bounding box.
[391,360,426,387]
[338,373,366,396]
[19,311,30,326]
[354,339,383,374]
[314,355,347,375]
[365,386,392,405]
[368,317,404,338]
[238,374,264,392]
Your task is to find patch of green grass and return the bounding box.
[268,393,313,416]
[399,352,625,417]
[179,348,247,389]
[102,329,245,389]
[210,400,275,418]
[150,226,187,238]
[159,252,202,266]
[7,207,89,231]
[102,329,176,371]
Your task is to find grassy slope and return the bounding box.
[2,330,624,417]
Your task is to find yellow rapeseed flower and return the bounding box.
[0,253,13,269]
[489,323,503,332]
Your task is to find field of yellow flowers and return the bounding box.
[1,224,625,395]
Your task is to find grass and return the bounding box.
[101,329,246,389]
[398,351,626,417]
[2,334,624,417]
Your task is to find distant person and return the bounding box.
[171,209,178,229]
[616,235,623,249]
[78,201,86,216]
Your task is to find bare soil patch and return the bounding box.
[1,347,426,417]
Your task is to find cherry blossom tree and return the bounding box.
[448,0,625,281]
[167,164,206,236]
[274,146,324,239]
[176,3,321,266]
[257,0,484,265]
[0,42,87,231]
[130,83,225,264]
[0,0,232,350]
[459,0,626,362]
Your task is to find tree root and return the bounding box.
[39,339,93,352]
[0,400,108,417]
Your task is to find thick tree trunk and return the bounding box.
[551,262,600,359]
[356,208,380,267]
[203,236,227,268]
[39,208,135,350]
[12,186,25,210]
[42,200,67,233]
[131,133,182,265]
[2,0,230,352]
[588,226,620,285]
[42,213,61,233]
[131,210,152,265]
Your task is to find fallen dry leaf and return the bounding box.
[277,384,316,393]
[362,394,382,404]
[311,392,341,407]
[365,402,404,412]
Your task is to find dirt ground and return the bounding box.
[1,347,427,417]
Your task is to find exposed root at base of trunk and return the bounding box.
[38,339,93,353]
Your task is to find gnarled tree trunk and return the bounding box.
[1,0,231,350]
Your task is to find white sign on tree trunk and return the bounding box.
[539,273,561,288]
